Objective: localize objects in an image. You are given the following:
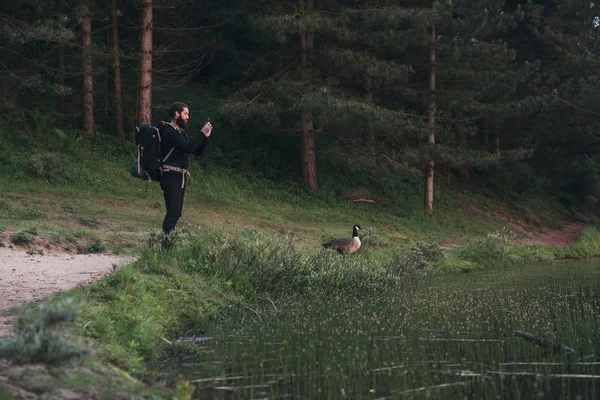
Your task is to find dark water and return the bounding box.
[163,261,600,399]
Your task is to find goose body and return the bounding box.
[322,225,361,254]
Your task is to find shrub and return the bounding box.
[357,226,380,250]
[0,297,87,364]
[10,232,30,246]
[453,228,516,264]
[410,241,446,263]
[85,241,105,253]
[22,153,66,182]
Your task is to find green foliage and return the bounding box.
[72,260,237,374]
[84,241,105,253]
[0,297,87,365]
[174,381,196,400]
[554,225,600,260]
[357,226,380,250]
[23,153,66,182]
[10,232,30,246]
[23,227,38,236]
[453,227,516,265]
[151,228,429,299]
[78,216,100,227]
[385,241,446,279]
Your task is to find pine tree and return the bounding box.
[137,0,153,126]
[81,0,95,136]
[0,0,76,120]
[109,0,124,140]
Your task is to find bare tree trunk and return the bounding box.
[301,111,317,190]
[81,0,94,136]
[110,0,124,140]
[299,0,317,191]
[424,0,436,213]
[56,0,65,114]
[105,28,110,119]
[137,0,153,126]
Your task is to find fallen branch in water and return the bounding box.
[352,198,376,203]
[461,370,600,379]
[514,330,575,354]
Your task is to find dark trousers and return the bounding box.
[161,174,186,234]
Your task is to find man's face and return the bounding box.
[176,107,189,128]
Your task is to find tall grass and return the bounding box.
[0,297,87,365]
[165,260,600,399]
[554,224,600,259]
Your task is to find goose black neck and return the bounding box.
[352,226,359,237]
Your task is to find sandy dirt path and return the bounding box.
[517,222,590,246]
[0,248,134,337]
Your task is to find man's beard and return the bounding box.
[176,116,188,128]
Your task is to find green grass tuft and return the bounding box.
[10,232,30,246]
[0,297,87,365]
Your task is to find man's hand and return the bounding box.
[201,121,213,137]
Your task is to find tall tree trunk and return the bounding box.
[56,0,65,114]
[424,0,436,213]
[299,0,317,191]
[137,0,153,126]
[81,0,94,136]
[110,0,124,140]
[105,28,110,119]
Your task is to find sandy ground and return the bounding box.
[0,248,134,337]
[517,221,590,246]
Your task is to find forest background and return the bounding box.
[2,0,600,217]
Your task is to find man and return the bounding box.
[159,102,212,247]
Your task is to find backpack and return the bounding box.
[130,122,174,182]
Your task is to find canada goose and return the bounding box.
[322,225,361,254]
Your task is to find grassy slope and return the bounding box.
[0,165,542,257]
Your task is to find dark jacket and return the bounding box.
[159,121,208,169]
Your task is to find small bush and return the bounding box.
[410,241,446,263]
[510,245,554,263]
[384,252,427,280]
[554,225,600,259]
[358,226,380,250]
[85,241,105,253]
[0,297,87,364]
[22,153,67,182]
[10,232,30,246]
[453,228,516,264]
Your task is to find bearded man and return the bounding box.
[159,101,212,245]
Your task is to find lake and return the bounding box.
[163,260,600,399]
